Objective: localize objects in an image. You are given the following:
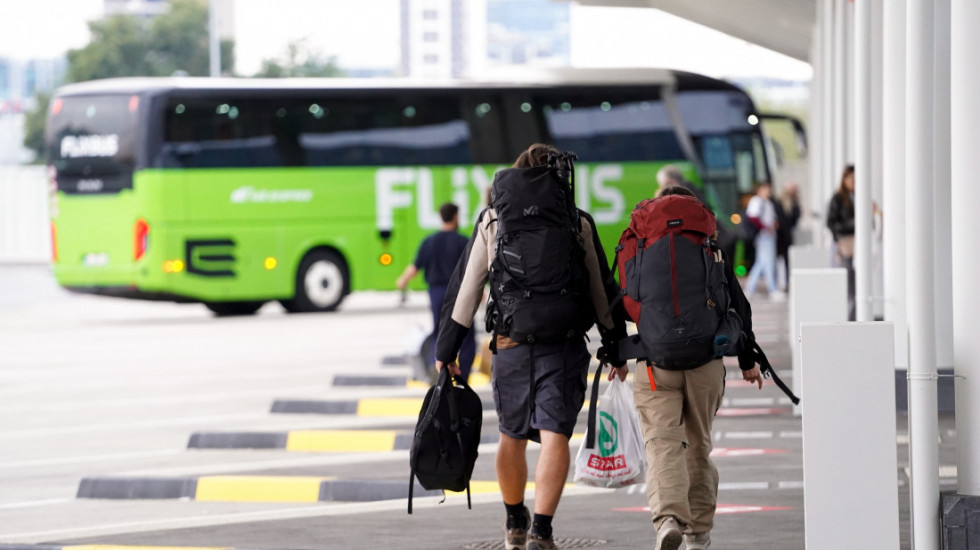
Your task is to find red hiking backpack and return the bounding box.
[614,194,742,370]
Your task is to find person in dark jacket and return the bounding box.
[774,182,801,290]
[434,143,627,550]
[396,202,476,382]
[627,185,762,550]
[826,165,855,320]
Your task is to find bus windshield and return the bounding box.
[46,94,139,194]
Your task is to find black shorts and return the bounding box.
[491,339,591,442]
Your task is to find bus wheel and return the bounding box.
[281,249,349,313]
[204,301,266,316]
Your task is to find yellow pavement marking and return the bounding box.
[406,379,430,389]
[70,547,229,550]
[285,430,398,452]
[195,476,328,503]
[357,397,425,417]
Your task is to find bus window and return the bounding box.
[297,96,472,166]
[534,91,684,161]
[47,94,138,194]
[163,97,291,168]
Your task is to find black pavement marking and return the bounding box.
[77,476,197,499]
[319,479,440,502]
[271,400,359,414]
[332,375,408,387]
[381,355,408,366]
[188,432,288,449]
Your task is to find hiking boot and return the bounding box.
[683,532,711,549]
[527,532,558,550]
[503,506,530,550]
[654,516,682,550]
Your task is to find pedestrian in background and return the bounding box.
[826,165,856,321]
[434,143,626,550]
[396,202,476,382]
[774,181,801,291]
[743,182,783,300]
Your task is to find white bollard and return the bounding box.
[788,244,831,271]
[801,322,899,549]
[789,268,848,416]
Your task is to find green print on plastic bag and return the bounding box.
[598,411,619,457]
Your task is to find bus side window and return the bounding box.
[534,91,684,162]
[462,96,508,165]
[298,95,473,167]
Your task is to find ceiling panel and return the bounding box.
[575,0,817,61]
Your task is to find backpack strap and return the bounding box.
[407,469,415,514]
[747,336,801,405]
[584,359,606,449]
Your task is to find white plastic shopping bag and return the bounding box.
[573,376,646,488]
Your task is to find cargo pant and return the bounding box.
[633,358,726,535]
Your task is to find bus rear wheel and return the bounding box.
[204,301,266,316]
[280,249,349,313]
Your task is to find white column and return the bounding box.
[951,0,980,498]
[882,0,908,369]
[933,0,954,376]
[906,0,940,547]
[853,0,873,322]
[819,0,836,245]
[870,0,885,320]
[833,0,849,187]
[809,13,823,243]
[209,0,221,77]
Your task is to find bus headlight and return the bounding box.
[379,253,393,266]
[264,257,277,270]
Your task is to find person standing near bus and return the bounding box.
[743,182,783,300]
[434,144,627,550]
[396,203,476,382]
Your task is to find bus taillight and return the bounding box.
[50,222,58,262]
[133,218,149,260]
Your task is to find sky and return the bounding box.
[0,0,811,81]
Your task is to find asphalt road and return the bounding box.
[0,265,954,549]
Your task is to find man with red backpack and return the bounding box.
[599,185,767,550]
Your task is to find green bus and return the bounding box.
[45,69,773,315]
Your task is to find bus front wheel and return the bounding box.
[281,249,349,313]
[204,301,266,316]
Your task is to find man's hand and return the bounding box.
[607,363,629,382]
[435,360,461,377]
[742,365,763,390]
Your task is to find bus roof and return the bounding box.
[54,68,743,97]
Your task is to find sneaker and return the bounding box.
[527,532,558,550]
[684,532,711,550]
[654,516,682,550]
[504,506,530,550]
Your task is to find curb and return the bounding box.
[0,546,236,550]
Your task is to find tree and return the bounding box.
[23,93,51,161]
[26,0,235,157]
[255,40,343,78]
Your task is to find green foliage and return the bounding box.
[255,40,343,78]
[23,93,51,163]
[66,0,235,82]
[27,0,236,157]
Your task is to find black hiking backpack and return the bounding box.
[487,152,593,344]
[613,194,742,369]
[407,367,483,514]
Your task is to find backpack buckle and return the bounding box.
[522,290,532,299]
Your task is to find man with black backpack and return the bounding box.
[434,144,627,550]
[600,185,765,550]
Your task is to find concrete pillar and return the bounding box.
[951,0,980,499]
[853,0,873,322]
[209,0,221,77]
[906,0,941,547]
[789,268,848,416]
[801,322,899,549]
[809,9,823,242]
[870,0,885,320]
[882,0,908,369]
